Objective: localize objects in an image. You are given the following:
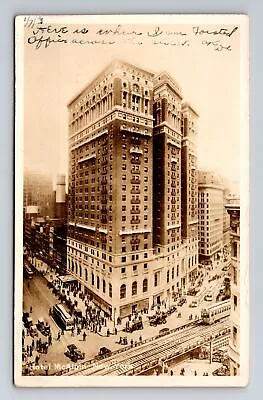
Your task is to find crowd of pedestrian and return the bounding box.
[22,321,54,375]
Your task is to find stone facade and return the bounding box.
[67,60,199,320]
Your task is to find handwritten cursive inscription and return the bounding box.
[24,19,238,53]
[193,26,238,38]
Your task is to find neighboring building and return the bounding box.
[223,187,231,249]
[198,171,224,265]
[23,171,55,218]
[225,196,240,376]
[24,174,68,274]
[55,174,67,220]
[66,60,199,320]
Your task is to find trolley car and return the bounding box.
[201,299,231,325]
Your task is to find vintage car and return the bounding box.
[167,306,177,315]
[177,297,187,306]
[29,324,38,337]
[95,347,112,360]
[158,328,170,337]
[65,344,85,362]
[37,318,51,336]
[149,314,167,326]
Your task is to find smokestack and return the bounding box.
[55,174,66,219]
[56,174,66,203]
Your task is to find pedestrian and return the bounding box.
[57,331,61,341]
[83,331,87,341]
[29,306,33,313]
[45,362,49,376]
[194,370,197,376]
[107,329,110,337]
[130,339,133,347]
[31,339,35,350]
[139,335,142,342]
[170,369,173,376]
[114,327,117,335]
[48,334,52,346]
[71,327,74,337]
[61,329,64,336]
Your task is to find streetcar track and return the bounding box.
[63,320,229,376]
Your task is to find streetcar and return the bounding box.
[200,299,231,325]
[52,303,74,330]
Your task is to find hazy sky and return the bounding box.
[23,19,241,188]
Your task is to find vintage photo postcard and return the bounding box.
[15,14,249,387]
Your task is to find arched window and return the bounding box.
[120,284,126,299]
[133,83,139,92]
[97,276,100,290]
[143,279,148,293]
[75,263,78,275]
[92,272,94,286]
[79,265,82,278]
[71,260,74,272]
[109,283,112,298]
[172,267,175,280]
[85,269,88,281]
[132,281,137,296]
[103,279,106,293]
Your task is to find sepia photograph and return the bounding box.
[15,14,249,387]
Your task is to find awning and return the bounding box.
[58,275,77,283]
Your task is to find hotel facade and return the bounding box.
[66,60,199,320]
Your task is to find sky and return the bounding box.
[22,18,242,191]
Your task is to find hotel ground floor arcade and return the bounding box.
[66,239,198,321]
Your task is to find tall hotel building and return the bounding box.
[67,60,199,320]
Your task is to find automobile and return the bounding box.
[204,294,213,301]
[124,320,143,333]
[167,306,177,315]
[187,288,196,296]
[29,324,38,337]
[37,318,51,336]
[158,328,170,337]
[177,298,187,306]
[149,315,167,326]
[212,365,230,376]
[23,313,33,328]
[189,300,198,308]
[222,265,229,271]
[65,344,85,362]
[95,347,112,360]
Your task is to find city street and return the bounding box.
[22,254,230,376]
